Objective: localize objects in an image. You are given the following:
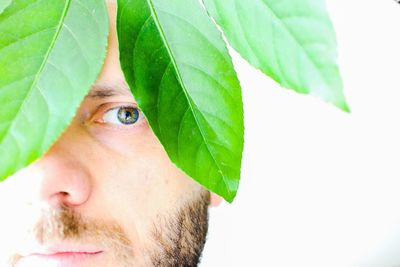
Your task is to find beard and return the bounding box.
[7,190,210,267]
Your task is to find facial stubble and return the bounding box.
[9,190,210,267]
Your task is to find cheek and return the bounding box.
[87,148,177,250]
[85,125,164,205]
[83,121,204,242]
[86,120,194,200]
[85,121,151,154]
[88,125,178,204]
[93,145,190,215]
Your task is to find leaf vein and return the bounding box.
[0,0,71,146]
[179,61,236,103]
[258,0,332,88]
[156,7,231,67]
[0,26,55,53]
[62,23,90,68]
[146,0,233,196]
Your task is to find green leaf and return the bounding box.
[0,0,108,181]
[203,0,349,111]
[117,0,244,202]
[0,0,12,14]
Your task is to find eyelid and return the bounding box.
[90,102,142,125]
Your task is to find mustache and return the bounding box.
[8,206,135,266]
[34,205,85,243]
[33,206,131,248]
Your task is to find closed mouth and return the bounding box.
[15,243,104,267]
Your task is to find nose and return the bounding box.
[0,112,94,210]
[36,150,92,208]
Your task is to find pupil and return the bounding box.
[117,107,138,124]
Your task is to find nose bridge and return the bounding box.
[36,142,93,208]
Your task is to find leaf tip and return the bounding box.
[333,94,351,113]
[219,179,240,203]
[222,191,237,203]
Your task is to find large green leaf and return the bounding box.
[117,0,244,202]
[203,0,349,111]
[0,0,108,181]
[0,0,12,14]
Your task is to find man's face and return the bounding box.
[0,2,216,266]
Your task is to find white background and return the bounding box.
[201,1,400,267]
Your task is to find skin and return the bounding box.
[0,1,221,266]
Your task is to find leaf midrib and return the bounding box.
[145,0,232,195]
[0,0,71,145]
[0,0,11,15]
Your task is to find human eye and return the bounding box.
[103,106,141,125]
[92,104,144,127]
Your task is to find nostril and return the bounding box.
[59,191,70,201]
[49,191,70,207]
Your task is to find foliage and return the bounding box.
[204,0,349,111]
[0,0,108,180]
[117,0,243,202]
[0,0,12,14]
[0,0,347,202]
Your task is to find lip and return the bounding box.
[16,243,104,267]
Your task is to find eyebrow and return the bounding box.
[86,83,132,99]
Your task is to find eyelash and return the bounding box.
[91,103,145,129]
